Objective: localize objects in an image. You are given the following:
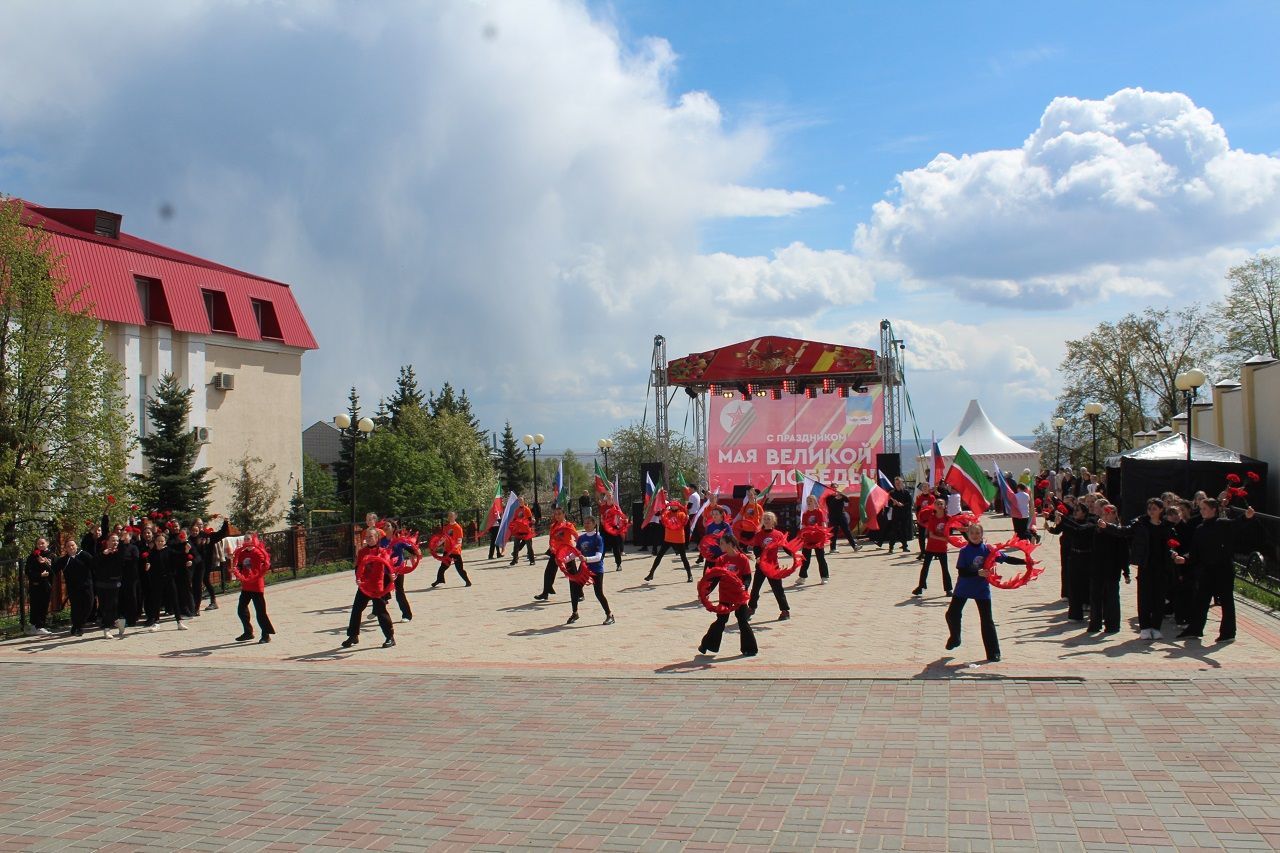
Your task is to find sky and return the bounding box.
[3,0,1280,452]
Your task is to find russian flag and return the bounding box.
[552,458,564,507]
[799,473,830,509]
[878,471,894,493]
[930,434,944,487]
[494,491,521,549]
[993,462,1022,518]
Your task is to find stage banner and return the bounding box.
[708,387,884,492]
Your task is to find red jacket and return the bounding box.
[801,509,825,527]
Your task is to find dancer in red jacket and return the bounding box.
[232,535,276,644]
[342,528,396,648]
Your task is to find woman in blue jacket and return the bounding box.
[945,523,1025,662]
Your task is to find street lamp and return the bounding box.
[1083,402,1103,474]
[597,438,613,481]
[523,433,545,520]
[336,413,375,556]
[1175,367,1207,496]
[1052,417,1066,472]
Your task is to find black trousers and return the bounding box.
[945,595,1000,659]
[1067,551,1091,621]
[347,592,393,639]
[1088,567,1122,633]
[28,584,51,629]
[700,606,757,655]
[96,584,120,630]
[649,542,691,578]
[602,533,624,569]
[192,563,217,609]
[569,574,610,615]
[435,554,470,586]
[173,564,194,617]
[1012,517,1030,540]
[394,573,412,619]
[1136,564,1167,630]
[1171,567,1195,624]
[918,552,952,592]
[749,570,789,613]
[120,575,141,625]
[828,518,856,552]
[510,538,535,565]
[237,591,275,636]
[541,554,558,597]
[799,548,828,579]
[487,527,501,559]
[1188,564,1236,639]
[145,571,184,625]
[68,587,92,634]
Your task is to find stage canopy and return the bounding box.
[667,335,879,390]
[918,399,1039,476]
[1104,434,1268,520]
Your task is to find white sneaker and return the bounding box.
[176,622,188,631]
[1151,629,1163,640]
[37,627,51,635]
[115,619,126,639]
[24,625,38,636]
[148,624,159,632]
[1139,629,1152,639]
[820,578,828,585]
[102,629,110,639]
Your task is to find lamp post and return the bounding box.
[1174,368,1206,496]
[1083,402,1103,474]
[597,438,613,481]
[523,433,545,521]
[336,413,375,557]
[1052,417,1066,472]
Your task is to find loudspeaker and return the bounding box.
[731,484,752,500]
[876,453,902,481]
[640,462,665,492]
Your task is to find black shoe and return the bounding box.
[742,650,758,657]
[987,654,1001,662]
[341,637,358,648]
[235,633,253,642]
[465,581,472,587]
[430,581,443,588]
[1176,629,1200,639]
[402,614,412,621]
[644,574,654,583]
[945,637,960,650]
[509,560,517,566]
[697,644,709,654]
[912,587,923,597]
[778,611,790,621]
[382,638,396,648]
[603,614,615,625]
[686,575,693,582]
[533,593,548,601]
[258,634,271,644]
[566,613,579,624]
[1215,635,1235,644]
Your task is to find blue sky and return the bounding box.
[3,1,1279,453]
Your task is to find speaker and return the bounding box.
[876,453,902,481]
[731,484,752,500]
[640,462,665,492]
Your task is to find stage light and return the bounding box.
[721,390,734,399]
[684,385,699,399]
[836,386,848,398]
[707,383,718,395]
[822,378,834,393]
[781,379,795,394]
[755,389,768,398]
[853,383,868,394]
[740,391,751,401]
[803,386,816,399]
[745,382,756,395]
[770,389,782,400]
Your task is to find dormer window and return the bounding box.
[251,298,283,339]
[133,275,170,325]
[94,211,120,239]
[201,289,236,334]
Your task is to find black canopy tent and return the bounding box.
[1104,435,1268,520]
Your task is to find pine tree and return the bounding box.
[457,388,489,446]
[287,481,307,527]
[374,397,390,428]
[225,453,281,533]
[333,387,360,502]
[387,365,425,427]
[497,422,528,493]
[134,371,213,517]
[429,381,460,418]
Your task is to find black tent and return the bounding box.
[1105,435,1268,520]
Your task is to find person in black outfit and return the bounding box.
[1114,498,1176,639]
[1055,503,1096,622]
[24,538,54,635]
[1174,498,1256,642]
[192,517,230,612]
[168,531,196,619]
[343,528,396,648]
[79,522,102,559]
[117,528,142,626]
[1090,504,1131,634]
[698,534,757,657]
[824,490,858,553]
[885,477,913,553]
[55,538,94,637]
[143,532,188,631]
[94,533,126,639]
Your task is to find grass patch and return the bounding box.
[1237,577,1280,613]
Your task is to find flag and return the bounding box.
[494,491,520,549]
[552,458,564,507]
[688,492,711,533]
[994,463,1025,519]
[676,470,691,499]
[945,445,996,514]
[859,471,889,530]
[483,482,503,529]
[643,487,668,527]
[799,474,830,509]
[593,459,609,494]
[612,474,619,504]
[758,473,779,500]
[930,434,944,487]
[878,471,894,493]
[642,471,657,515]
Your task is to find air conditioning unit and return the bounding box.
[192,426,211,444]
[212,372,235,391]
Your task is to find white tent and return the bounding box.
[917,399,1040,478]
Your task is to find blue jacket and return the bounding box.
[577,531,605,575]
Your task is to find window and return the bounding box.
[201,289,236,334]
[136,279,150,322]
[251,299,262,330]
[133,275,170,324]
[138,375,148,437]
[250,298,283,339]
[94,211,120,239]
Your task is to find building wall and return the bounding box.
[1187,360,1280,510]
[302,422,342,471]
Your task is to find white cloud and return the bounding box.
[856,88,1280,305]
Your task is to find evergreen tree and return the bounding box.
[457,388,489,445]
[333,386,360,502]
[224,453,281,533]
[429,381,460,418]
[387,365,425,427]
[134,371,214,517]
[497,422,528,494]
[286,482,307,527]
[374,397,390,428]
[302,453,339,513]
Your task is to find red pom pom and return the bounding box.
[1034,498,1043,508]
[141,551,149,559]
[1167,538,1180,549]
[130,504,139,512]
[32,548,41,557]
[106,494,116,504]
[1055,503,1068,515]
[1247,471,1261,482]
[1226,473,1242,485]
[1037,479,1050,490]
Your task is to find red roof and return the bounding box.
[667,335,878,385]
[17,200,317,350]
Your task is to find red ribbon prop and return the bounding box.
[426,532,452,565]
[230,536,271,584]
[982,538,1043,590]
[389,534,422,575]
[549,522,577,552]
[796,524,829,549]
[601,505,630,537]
[555,545,593,585]
[946,512,978,549]
[758,536,801,580]
[698,531,725,561]
[510,517,533,539]
[697,565,750,615]
[356,550,393,598]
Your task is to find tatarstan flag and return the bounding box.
[484,482,503,529]
[945,445,996,514]
[593,459,609,494]
[676,470,692,499]
[859,471,889,530]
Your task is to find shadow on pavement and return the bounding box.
[159,641,250,658]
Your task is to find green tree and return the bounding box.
[134,372,213,518]
[429,381,461,418]
[602,423,701,507]
[496,422,528,494]
[224,453,281,533]
[373,397,390,428]
[429,409,498,512]
[333,386,360,502]
[286,481,307,527]
[0,198,133,551]
[1217,253,1280,361]
[556,449,592,509]
[387,365,425,428]
[302,453,339,513]
[355,407,451,518]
